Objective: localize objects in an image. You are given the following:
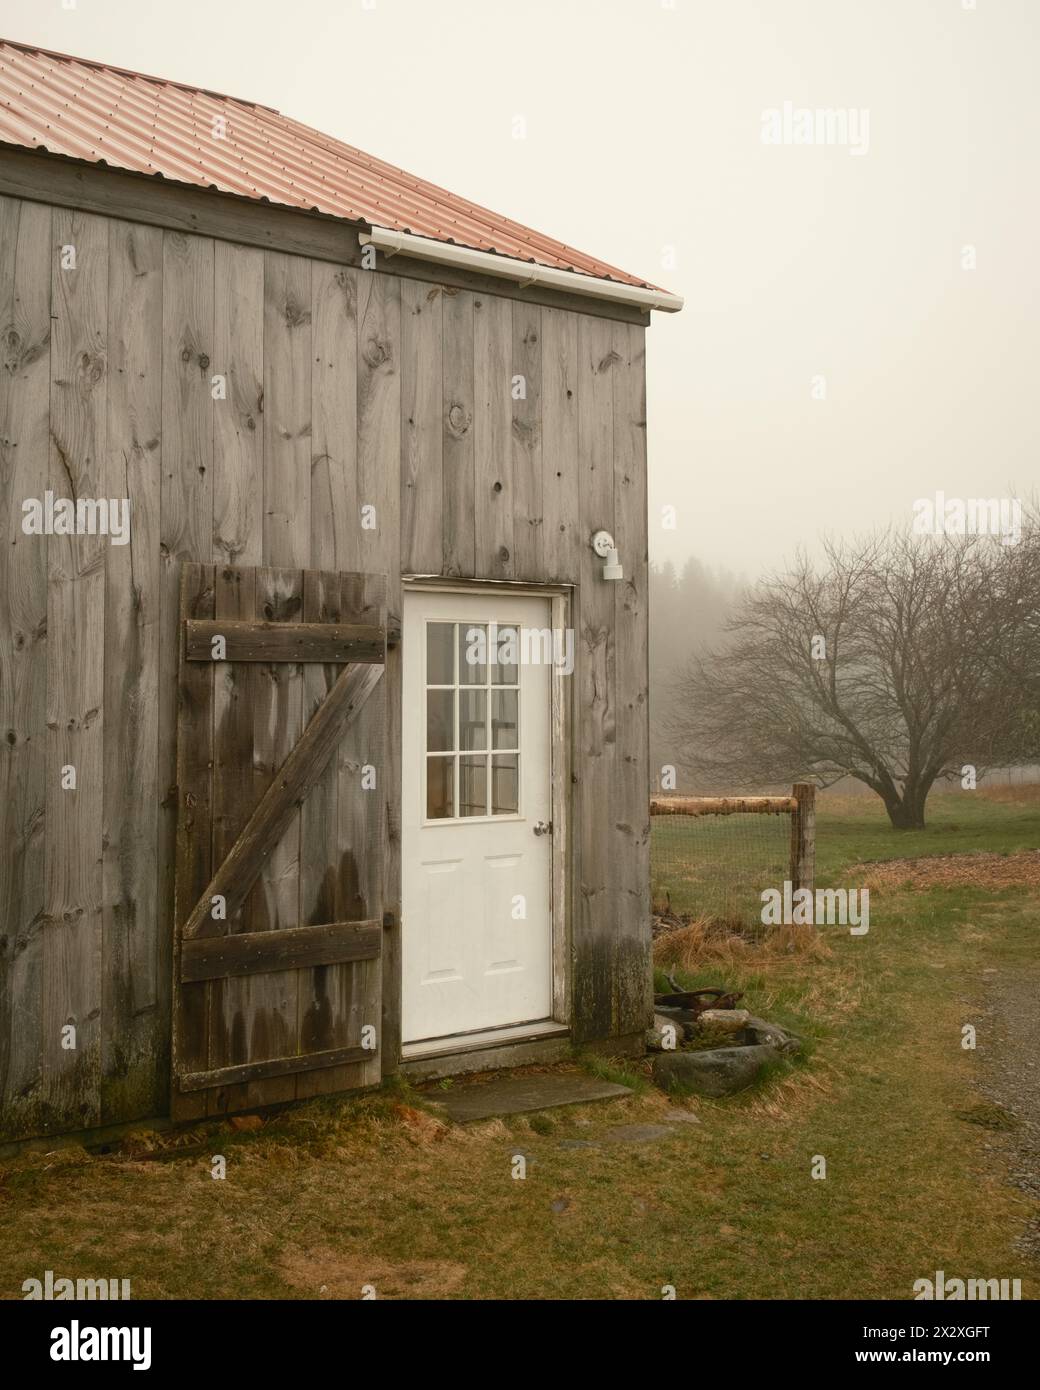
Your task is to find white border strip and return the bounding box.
[360,226,684,313]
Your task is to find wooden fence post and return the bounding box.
[790,782,816,899]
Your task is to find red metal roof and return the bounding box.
[0,37,661,291]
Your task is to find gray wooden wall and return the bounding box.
[0,186,650,1143]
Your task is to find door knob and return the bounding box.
[533,820,552,836]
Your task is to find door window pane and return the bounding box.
[427,756,455,818]
[459,689,487,751]
[490,689,518,750]
[426,689,454,752]
[422,615,524,821]
[426,622,454,685]
[491,626,519,685]
[459,625,486,684]
[459,755,488,817]
[491,754,519,815]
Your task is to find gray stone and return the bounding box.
[744,1016,802,1054]
[646,1013,682,1051]
[652,1044,779,1097]
[696,1008,750,1033]
[663,1108,703,1125]
[424,1072,633,1123]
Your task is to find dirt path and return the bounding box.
[978,968,1040,1262]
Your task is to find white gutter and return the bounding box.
[359,226,684,314]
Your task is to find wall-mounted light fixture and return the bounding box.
[591,529,624,582]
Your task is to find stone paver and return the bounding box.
[425,1072,633,1124]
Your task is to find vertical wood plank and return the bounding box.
[574,315,617,1042]
[295,569,344,1099]
[205,563,257,1117]
[159,230,214,1118]
[312,265,380,1089]
[0,197,50,1139]
[540,307,580,584]
[400,279,442,574]
[101,219,163,1124]
[311,262,358,571]
[357,270,400,581]
[235,566,304,1107]
[171,563,215,1121]
[213,242,263,566]
[357,269,401,1075]
[441,288,475,578]
[263,252,311,568]
[253,251,312,1108]
[336,572,385,1092]
[511,301,543,580]
[611,321,651,1037]
[297,571,385,1098]
[473,294,513,579]
[42,209,108,1132]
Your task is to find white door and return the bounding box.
[402,590,554,1044]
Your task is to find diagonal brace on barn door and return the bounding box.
[181,661,384,940]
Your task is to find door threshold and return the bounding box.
[401,1019,568,1062]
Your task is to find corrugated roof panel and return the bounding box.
[0,37,664,291]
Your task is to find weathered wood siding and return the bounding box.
[0,185,650,1142]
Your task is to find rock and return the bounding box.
[696,1008,750,1033]
[646,1012,683,1050]
[744,1016,802,1054]
[652,1044,778,1097]
[663,1109,702,1125]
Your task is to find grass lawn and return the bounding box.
[1,786,1037,1300]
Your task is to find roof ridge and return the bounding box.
[0,35,278,112]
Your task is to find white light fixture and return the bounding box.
[591,529,624,582]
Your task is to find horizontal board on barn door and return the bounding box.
[172,562,387,1118]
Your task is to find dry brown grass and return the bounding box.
[861,850,1040,893]
[976,781,1040,807]
[652,915,833,972]
[278,1245,466,1299]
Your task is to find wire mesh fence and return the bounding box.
[650,788,815,931]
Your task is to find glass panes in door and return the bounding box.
[425,621,521,820]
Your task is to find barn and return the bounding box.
[0,38,682,1146]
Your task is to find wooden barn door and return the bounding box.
[172,562,389,1120]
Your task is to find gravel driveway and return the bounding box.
[977,969,1040,1262]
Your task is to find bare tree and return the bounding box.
[668,528,1039,828]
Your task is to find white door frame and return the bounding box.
[400,576,572,1033]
